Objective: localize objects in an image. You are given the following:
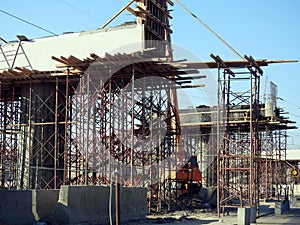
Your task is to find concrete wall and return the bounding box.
[0,186,146,225]
[32,190,60,221]
[119,186,148,222]
[0,189,59,225]
[51,185,147,225]
[0,190,34,225]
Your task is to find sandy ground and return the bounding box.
[127,201,300,225]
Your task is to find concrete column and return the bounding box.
[19,83,66,189]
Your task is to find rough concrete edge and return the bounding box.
[32,189,60,222]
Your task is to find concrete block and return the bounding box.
[275,201,283,215]
[290,196,296,208]
[0,190,35,225]
[51,185,147,225]
[249,206,257,223]
[32,189,59,221]
[51,185,110,224]
[119,186,148,222]
[237,207,251,225]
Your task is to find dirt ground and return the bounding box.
[127,201,300,225]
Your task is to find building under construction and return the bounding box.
[0,0,298,216]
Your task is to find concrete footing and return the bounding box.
[0,186,147,225]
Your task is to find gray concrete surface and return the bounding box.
[249,206,257,223]
[126,208,300,225]
[0,186,146,225]
[275,201,284,215]
[0,189,59,225]
[127,201,300,225]
[119,186,148,222]
[32,189,59,221]
[50,185,147,225]
[0,190,35,225]
[237,208,250,225]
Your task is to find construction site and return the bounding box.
[0,1,300,225]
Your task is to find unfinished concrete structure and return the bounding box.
[0,0,298,216]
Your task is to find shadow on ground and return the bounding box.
[257,208,300,225]
[128,217,219,224]
[257,204,274,217]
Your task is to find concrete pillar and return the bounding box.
[237,207,251,225]
[19,83,66,189]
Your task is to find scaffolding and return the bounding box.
[0,50,296,210]
[212,54,296,215]
[0,0,297,214]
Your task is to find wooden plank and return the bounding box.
[137,6,173,33]
[90,53,100,60]
[15,67,36,76]
[166,0,174,6]
[181,84,205,88]
[144,25,163,40]
[148,0,173,18]
[52,56,69,66]
[7,69,20,76]
[59,56,86,71]
[244,55,264,75]
[126,7,142,17]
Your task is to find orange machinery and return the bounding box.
[172,155,202,197]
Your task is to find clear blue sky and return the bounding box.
[1,0,300,149]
